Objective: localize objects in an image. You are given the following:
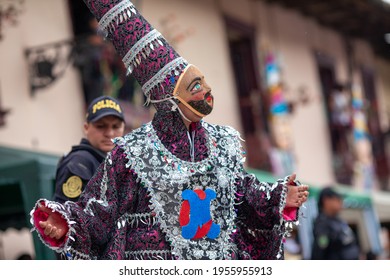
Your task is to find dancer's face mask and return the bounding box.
[174,65,214,119]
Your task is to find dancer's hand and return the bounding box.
[38,204,67,240]
[285,174,309,208]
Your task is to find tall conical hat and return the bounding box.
[83,0,189,111]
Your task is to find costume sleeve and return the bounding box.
[234,172,301,259]
[236,172,300,229]
[30,143,138,259]
[226,124,300,229]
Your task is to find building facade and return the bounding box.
[0,0,389,259]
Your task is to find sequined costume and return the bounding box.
[31,110,299,260]
[30,0,300,260]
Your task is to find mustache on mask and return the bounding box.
[188,95,213,115]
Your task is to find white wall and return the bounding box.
[0,229,35,260]
[143,0,390,187]
[143,0,242,132]
[218,1,336,185]
[0,0,84,155]
[259,4,336,185]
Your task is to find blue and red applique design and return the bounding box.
[179,189,220,240]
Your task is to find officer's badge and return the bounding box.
[62,176,83,198]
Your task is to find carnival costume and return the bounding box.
[30,0,301,260]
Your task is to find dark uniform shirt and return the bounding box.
[53,138,106,203]
[311,213,360,260]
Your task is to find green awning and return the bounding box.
[246,168,372,208]
[0,145,60,260]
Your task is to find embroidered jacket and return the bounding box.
[31,111,298,260]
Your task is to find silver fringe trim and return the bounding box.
[117,212,156,229]
[236,220,283,237]
[64,248,95,260]
[29,199,76,254]
[118,123,241,259]
[98,0,137,38]
[141,57,188,95]
[123,29,164,75]
[83,153,112,215]
[276,175,301,259]
[125,250,171,260]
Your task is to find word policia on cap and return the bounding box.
[92,99,122,114]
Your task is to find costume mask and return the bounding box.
[173,65,214,118]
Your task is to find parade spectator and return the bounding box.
[53,96,125,204]
[311,187,360,259]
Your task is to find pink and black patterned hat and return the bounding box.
[83,0,189,111]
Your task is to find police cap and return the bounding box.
[86,96,125,123]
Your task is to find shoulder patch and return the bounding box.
[62,175,83,198]
[318,235,329,249]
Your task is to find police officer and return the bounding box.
[311,186,360,260]
[53,96,125,204]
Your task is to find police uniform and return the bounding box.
[311,187,360,260]
[311,213,360,259]
[53,96,125,204]
[53,138,106,203]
